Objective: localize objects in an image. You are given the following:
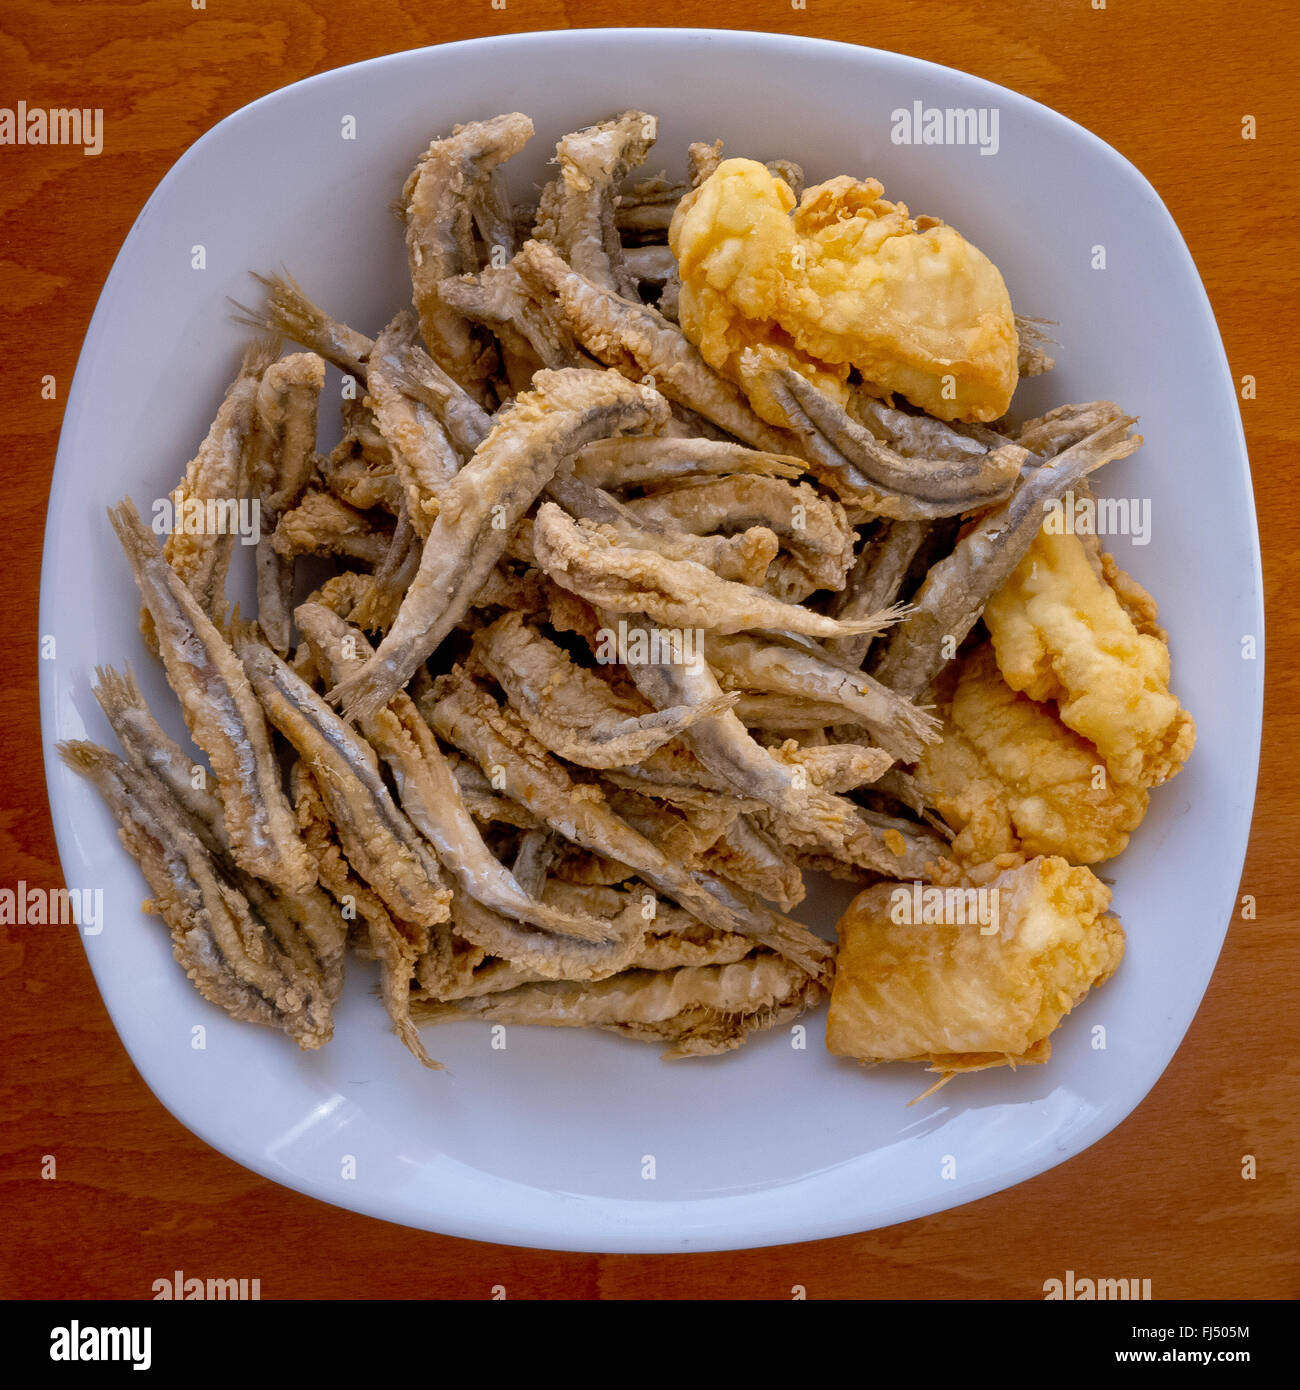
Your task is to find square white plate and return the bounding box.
[40,29,1262,1253]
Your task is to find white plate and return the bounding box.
[40,29,1262,1253]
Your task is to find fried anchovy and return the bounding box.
[96,669,345,1007]
[234,270,373,382]
[320,404,403,512]
[471,165,518,261]
[238,635,450,928]
[623,244,675,285]
[622,474,855,596]
[91,664,227,850]
[537,111,657,297]
[572,436,805,489]
[872,417,1142,696]
[155,339,273,633]
[773,368,1029,517]
[438,264,594,372]
[59,741,335,1048]
[613,200,676,235]
[685,139,723,187]
[705,813,805,912]
[425,668,832,977]
[619,617,942,877]
[443,885,643,982]
[515,238,794,451]
[471,609,737,769]
[729,693,865,730]
[297,601,616,942]
[271,489,394,567]
[847,394,995,463]
[327,368,668,724]
[510,827,559,897]
[109,498,316,895]
[766,739,894,792]
[545,470,778,584]
[413,955,821,1056]
[532,502,891,640]
[707,630,938,760]
[1012,400,1125,458]
[344,503,420,632]
[290,761,434,1066]
[367,314,463,534]
[402,112,534,395]
[827,520,931,666]
[366,309,493,462]
[251,352,326,652]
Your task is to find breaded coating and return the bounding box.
[984,528,1195,788]
[670,159,1018,425]
[827,856,1125,1071]
[914,645,1148,865]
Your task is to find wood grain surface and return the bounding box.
[2,0,1296,1300]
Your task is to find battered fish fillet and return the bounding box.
[983,528,1195,788]
[827,856,1125,1072]
[670,159,1018,425]
[913,645,1149,865]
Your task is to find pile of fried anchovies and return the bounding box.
[62,111,1139,1066]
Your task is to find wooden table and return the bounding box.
[2,0,1296,1300]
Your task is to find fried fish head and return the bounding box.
[669,157,1018,425]
[914,643,1149,866]
[984,527,1196,788]
[826,855,1125,1072]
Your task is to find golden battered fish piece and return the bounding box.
[827,856,1125,1072]
[984,528,1195,788]
[670,158,1018,424]
[914,644,1149,866]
